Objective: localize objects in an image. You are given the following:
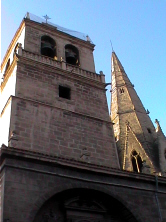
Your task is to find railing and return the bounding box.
[22,50,62,69]
[66,63,104,82]
[19,48,105,83]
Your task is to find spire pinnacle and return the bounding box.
[111,51,132,86]
[112,51,124,72]
[155,119,162,133]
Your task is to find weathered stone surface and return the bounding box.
[1,15,166,222]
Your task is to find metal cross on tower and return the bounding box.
[43,14,51,23]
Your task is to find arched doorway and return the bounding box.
[33,189,138,222]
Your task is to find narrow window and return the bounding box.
[164,149,166,159]
[147,128,152,134]
[131,156,138,172]
[131,150,143,173]
[59,86,71,100]
[119,88,124,94]
[137,155,143,172]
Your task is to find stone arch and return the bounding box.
[29,182,142,222]
[65,44,79,66]
[41,35,57,59]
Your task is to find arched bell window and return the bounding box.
[131,150,143,173]
[41,36,56,59]
[65,44,79,66]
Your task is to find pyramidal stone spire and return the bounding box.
[111,52,158,172]
[111,52,132,86]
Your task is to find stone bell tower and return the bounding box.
[0,13,119,168]
[0,12,122,222]
[1,13,166,222]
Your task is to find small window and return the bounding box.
[164,149,166,159]
[119,88,124,94]
[59,86,71,100]
[147,128,151,134]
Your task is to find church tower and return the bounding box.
[1,13,166,222]
[0,13,119,169]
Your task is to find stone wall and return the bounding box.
[8,59,119,168]
[2,156,166,222]
[24,21,96,72]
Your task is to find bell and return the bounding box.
[66,51,77,65]
[41,42,54,58]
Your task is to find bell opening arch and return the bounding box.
[65,44,80,66]
[41,35,57,59]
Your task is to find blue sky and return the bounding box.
[1,0,166,134]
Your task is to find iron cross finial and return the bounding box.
[43,14,51,23]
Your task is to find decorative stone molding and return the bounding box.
[20,49,103,83]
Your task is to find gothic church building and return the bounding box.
[1,13,166,222]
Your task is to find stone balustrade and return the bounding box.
[21,49,105,83]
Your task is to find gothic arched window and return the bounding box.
[131,150,143,173]
[41,36,56,59]
[65,44,79,66]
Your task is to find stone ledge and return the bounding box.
[1,144,166,189]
